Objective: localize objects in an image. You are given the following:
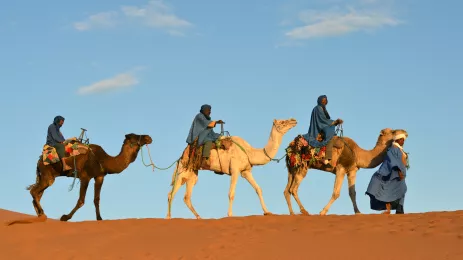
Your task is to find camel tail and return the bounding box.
[5,214,47,226]
[26,165,40,190]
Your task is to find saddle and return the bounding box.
[41,138,89,167]
[181,136,233,172]
[285,134,344,169]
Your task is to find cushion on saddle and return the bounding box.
[285,135,326,169]
[41,141,89,166]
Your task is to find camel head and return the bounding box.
[377,128,408,146]
[124,133,153,148]
[273,118,298,135]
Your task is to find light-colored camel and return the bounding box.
[284,128,408,216]
[166,118,298,219]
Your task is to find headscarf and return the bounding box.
[53,115,65,127]
[200,104,212,120]
[317,95,330,119]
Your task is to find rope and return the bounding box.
[263,148,287,163]
[68,156,79,191]
[139,144,180,171]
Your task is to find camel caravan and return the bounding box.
[8,95,409,225]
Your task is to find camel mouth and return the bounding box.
[144,136,153,145]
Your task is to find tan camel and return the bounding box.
[24,133,152,223]
[284,128,408,216]
[166,118,298,219]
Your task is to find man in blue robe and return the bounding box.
[46,115,72,171]
[365,133,408,214]
[302,95,343,168]
[186,104,224,168]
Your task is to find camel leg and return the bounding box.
[166,170,188,219]
[94,176,105,221]
[242,170,272,216]
[227,169,240,217]
[183,174,201,219]
[283,170,296,215]
[290,173,310,215]
[30,173,55,217]
[347,169,361,214]
[320,167,346,215]
[60,177,90,221]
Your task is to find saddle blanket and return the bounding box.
[285,135,326,168]
[41,142,89,165]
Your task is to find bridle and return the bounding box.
[129,135,143,148]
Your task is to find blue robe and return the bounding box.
[186,113,221,146]
[365,145,407,211]
[46,116,65,146]
[302,95,336,147]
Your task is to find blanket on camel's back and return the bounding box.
[285,135,327,169]
[41,140,89,165]
[182,136,234,171]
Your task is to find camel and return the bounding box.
[283,128,408,216]
[166,118,298,219]
[24,133,152,223]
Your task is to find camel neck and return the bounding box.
[104,143,140,174]
[355,139,390,168]
[249,123,283,165]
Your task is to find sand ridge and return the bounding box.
[1,209,463,259]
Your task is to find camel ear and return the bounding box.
[125,133,135,140]
[273,119,277,124]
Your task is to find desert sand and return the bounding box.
[1,209,463,260]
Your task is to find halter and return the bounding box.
[129,135,143,148]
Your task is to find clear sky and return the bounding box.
[0,0,461,221]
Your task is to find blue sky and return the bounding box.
[0,0,461,221]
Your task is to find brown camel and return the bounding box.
[284,128,408,216]
[25,133,152,222]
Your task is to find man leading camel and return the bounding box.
[365,132,409,214]
[46,115,71,171]
[186,104,225,169]
[303,95,343,168]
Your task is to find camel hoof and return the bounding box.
[355,212,362,215]
[319,210,327,216]
[96,216,103,221]
[289,212,295,216]
[165,216,171,220]
[196,216,202,219]
[264,212,274,216]
[301,209,310,216]
[60,214,71,221]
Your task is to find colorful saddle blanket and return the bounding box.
[285,135,326,169]
[41,142,89,165]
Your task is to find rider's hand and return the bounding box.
[398,171,405,180]
[337,119,343,125]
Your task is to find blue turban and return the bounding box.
[200,104,211,112]
[53,115,65,125]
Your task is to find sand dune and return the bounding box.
[2,209,463,259]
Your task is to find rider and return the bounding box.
[303,95,343,168]
[46,115,71,170]
[186,104,224,169]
